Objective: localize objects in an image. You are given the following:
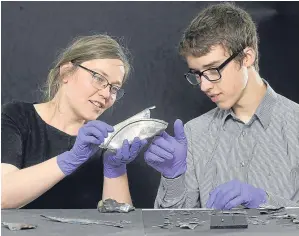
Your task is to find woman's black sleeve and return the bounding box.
[1,106,24,168]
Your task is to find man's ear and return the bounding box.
[59,62,73,83]
[242,47,256,68]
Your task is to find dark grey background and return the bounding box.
[2,2,299,208]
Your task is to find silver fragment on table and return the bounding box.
[97,198,135,213]
[40,215,125,228]
[2,222,37,231]
[178,222,199,229]
[222,210,248,215]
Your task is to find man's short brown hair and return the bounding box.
[179,3,259,71]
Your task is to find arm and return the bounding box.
[1,159,65,209]
[102,174,132,205]
[263,166,299,207]
[1,112,114,209]
[263,115,299,207]
[206,166,299,210]
[154,122,200,208]
[102,138,147,205]
[1,111,65,209]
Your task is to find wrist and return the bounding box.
[163,172,183,179]
[162,163,187,179]
[104,163,127,178]
[57,151,80,176]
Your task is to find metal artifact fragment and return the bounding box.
[97,198,135,213]
[40,215,126,228]
[2,222,37,231]
[100,106,168,150]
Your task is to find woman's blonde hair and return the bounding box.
[44,34,131,101]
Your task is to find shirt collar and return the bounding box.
[221,79,277,129]
[221,108,233,127]
[255,80,277,129]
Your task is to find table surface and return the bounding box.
[2,208,299,236]
[1,209,145,236]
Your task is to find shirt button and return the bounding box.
[242,131,246,136]
[241,161,245,167]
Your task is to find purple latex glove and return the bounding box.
[57,120,114,175]
[144,119,187,179]
[206,180,267,210]
[103,137,148,178]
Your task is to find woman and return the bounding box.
[1,34,147,209]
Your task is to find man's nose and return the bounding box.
[200,76,214,93]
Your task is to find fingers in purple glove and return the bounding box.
[206,188,220,208]
[124,138,142,161]
[130,137,142,156]
[173,119,186,142]
[130,140,147,159]
[135,137,148,147]
[224,196,244,210]
[112,138,146,164]
[207,181,239,209]
[117,139,129,159]
[148,143,173,160]
[86,120,114,134]
[207,183,230,209]
[109,151,121,165]
[80,136,104,145]
[213,187,241,209]
[153,136,175,153]
[161,131,173,142]
[81,126,107,144]
[144,151,166,164]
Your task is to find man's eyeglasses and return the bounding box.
[184,49,244,86]
[72,62,125,101]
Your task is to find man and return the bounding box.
[144,3,299,209]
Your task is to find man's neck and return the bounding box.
[232,68,267,124]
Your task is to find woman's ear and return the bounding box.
[242,47,256,68]
[59,62,73,83]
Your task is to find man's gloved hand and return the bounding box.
[103,137,148,178]
[144,119,187,179]
[57,120,114,176]
[206,180,267,210]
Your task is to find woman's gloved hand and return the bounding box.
[57,120,114,175]
[103,137,148,178]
